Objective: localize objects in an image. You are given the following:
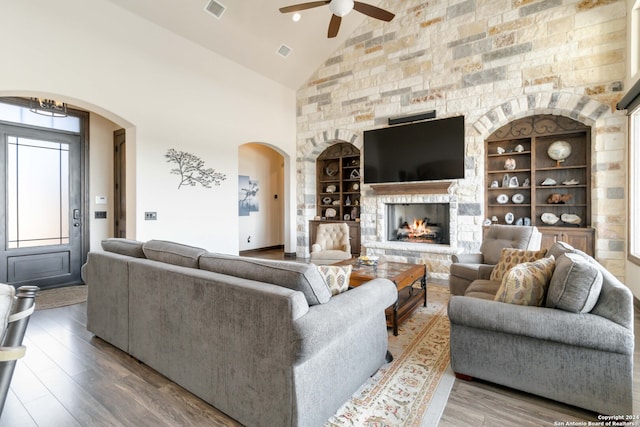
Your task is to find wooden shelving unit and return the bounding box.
[316,143,361,221]
[311,143,362,256]
[485,115,594,255]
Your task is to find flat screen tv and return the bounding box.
[363,115,465,184]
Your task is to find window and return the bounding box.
[630,105,640,265]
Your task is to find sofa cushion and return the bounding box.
[464,279,501,300]
[546,253,603,313]
[142,240,207,268]
[494,256,556,306]
[317,265,352,296]
[199,253,332,305]
[489,248,547,282]
[101,238,146,258]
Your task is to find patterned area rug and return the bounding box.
[35,285,88,310]
[326,284,452,427]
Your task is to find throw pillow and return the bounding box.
[489,248,547,282]
[317,265,352,296]
[494,256,556,306]
[546,253,603,313]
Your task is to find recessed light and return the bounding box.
[292,13,301,22]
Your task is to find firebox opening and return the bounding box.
[386,203,450,245]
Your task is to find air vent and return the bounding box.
[204,0,225,19]
[276,44,292,58]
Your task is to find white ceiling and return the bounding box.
[105,0,388,90]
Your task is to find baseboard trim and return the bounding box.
[239,245,284,256]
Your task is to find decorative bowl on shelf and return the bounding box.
[326,184,336,193]
[322,196,332,205]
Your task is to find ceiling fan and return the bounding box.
[279,0,395,38]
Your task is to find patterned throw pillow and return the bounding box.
[494,256,556,306]
[489,248,547,282]
[317,265,352,296]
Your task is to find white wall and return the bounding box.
[88,113,120,250]
[0,0,297,254]
[238,143,285,251]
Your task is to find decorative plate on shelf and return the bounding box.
[547,140,572,161]
[512,193,525,204]
[325,161,339,176]
[325,208,337,218]
[496,194,509,204]
[505,212,514,224]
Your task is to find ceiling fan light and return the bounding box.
[329,0,354,17]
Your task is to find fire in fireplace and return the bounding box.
[386,203,450,244]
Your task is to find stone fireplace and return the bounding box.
[358,182,462,279]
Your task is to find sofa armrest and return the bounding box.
[477,264,495,280]
[452,253,484,264]
[311,243,321,253]
[343,243,351,254]
[448,296,634,355]
[293,278,397,361]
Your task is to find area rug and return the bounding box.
[35,285,88,310]
[326,284,453,427]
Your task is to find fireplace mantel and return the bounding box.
[369,181,454,195]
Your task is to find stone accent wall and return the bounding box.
[296,0,628,281]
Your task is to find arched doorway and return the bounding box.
[238,143,286,254]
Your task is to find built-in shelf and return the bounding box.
[485,114,594,255]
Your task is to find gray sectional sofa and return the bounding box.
[448,241,634,415]
[83,239,397,427]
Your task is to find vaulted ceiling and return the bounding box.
[105,0,389,90]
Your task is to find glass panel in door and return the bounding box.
[7,136,70,248]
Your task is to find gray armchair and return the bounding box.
[449,224,541,295]
[310,222,352,265]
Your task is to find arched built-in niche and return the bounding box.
[296,130,360,258]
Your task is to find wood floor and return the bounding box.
[2,249,637,426]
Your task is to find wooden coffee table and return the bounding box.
[334,259,427,335]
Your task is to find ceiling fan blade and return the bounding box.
[279,1,330,14]
[328,14,342,38]
[353,1,395,21]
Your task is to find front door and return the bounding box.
[0,123,83,288]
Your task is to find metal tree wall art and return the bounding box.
[165,149,227,189]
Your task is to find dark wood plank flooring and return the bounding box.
[2,249,637,425]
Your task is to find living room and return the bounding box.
[1,0,639,425]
